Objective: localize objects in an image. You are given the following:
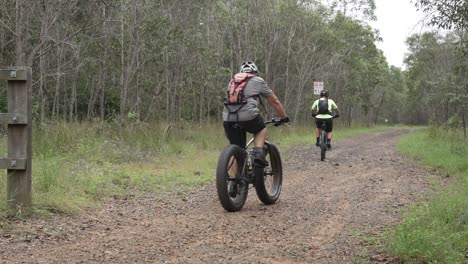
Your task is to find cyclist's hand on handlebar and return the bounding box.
[281,116,290,124]
[272,117,289,127]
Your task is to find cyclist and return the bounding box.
[311,89,339,149]
[223,61,289,167]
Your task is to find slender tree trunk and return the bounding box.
[462,106,466,138]
[70,62,79,122]
[52,44,64,119]
[133,0,141,118]
[15,0,24,65]
[346,106,353,127]
[87,74,95,119]
[99,4,109,121]
[99,66,107,120]
[374,91,385,125]
[120,0,127,123]
[62,71,68,120]
[39,52,47,122]
[284,27,294,110]
[165,49,171,122]
[199,83,205,123]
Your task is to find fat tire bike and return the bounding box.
[216,118,284,212]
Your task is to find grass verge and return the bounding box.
[0,121,394,217]
[385,128,468,263]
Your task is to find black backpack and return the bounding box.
[318,98,331,114]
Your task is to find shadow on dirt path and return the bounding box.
[0,128,436,263]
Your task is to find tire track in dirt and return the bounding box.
[0,128,435,263]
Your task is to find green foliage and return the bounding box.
[0,83,6,113]
[404,31,467,128]
[413,0,468,30]
[385,129,468,263]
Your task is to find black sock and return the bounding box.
[316,137,319,143]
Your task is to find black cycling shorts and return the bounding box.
[223,115,266,148]
[315,118,333,132]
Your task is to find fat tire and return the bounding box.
[216,145,248,212]
[320,130,326,161]
[255,143,283,205]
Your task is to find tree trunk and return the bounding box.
[39,52,47,122]
[346,106,353,127]
[284,26,295,110]
[462,106,466,139]
[87,75,95,119]
[119,0,127,123]
[15,0,24,65]
[70,62,79,122]
[374,91,385,125]
[52,44,64,119]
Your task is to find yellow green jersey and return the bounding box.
[311,98,338,119]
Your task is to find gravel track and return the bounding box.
[0,128,434,263]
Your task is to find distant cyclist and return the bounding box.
[311,90,339,149]
[223,61,289,167]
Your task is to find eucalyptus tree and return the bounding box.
[408,0,467,134]
[1,0,399,126]
[413,0,467,30]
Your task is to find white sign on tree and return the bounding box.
[313,82,324,95]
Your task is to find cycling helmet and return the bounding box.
[240,61,258,73]
[320,89,329,97]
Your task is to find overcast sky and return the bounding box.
[369,0,431,68]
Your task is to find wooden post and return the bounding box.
[0,66,32,209]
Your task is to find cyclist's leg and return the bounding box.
[315,119,322,146]
[242,115,268,166]
[223,122,247,176]
[325,119,333,148]
[254,128,267,148]
[325,119,333,139]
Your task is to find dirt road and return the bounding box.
[0,128,434,263]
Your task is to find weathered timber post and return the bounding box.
[0,66,32,209]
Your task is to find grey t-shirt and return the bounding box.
[223,76,273,122]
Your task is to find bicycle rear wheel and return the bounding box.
[255,143,283,205]
[320,129,326,161]
[216,145,248,212]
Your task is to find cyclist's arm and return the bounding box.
[266,94,288,119]
[311,100,318,115]
[330,100,340,116]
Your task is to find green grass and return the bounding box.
[0,121,394,217]
[385,128,468,263]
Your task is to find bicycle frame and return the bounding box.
[316,117,332,161]
[237,119,278,183]
[238,137,272,183]
[320,123,328,141]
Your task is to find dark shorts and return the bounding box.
[315,118,333,132]
[223,115,266,148]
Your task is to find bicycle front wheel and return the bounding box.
[255,143,283,205]
[216,144,248,212]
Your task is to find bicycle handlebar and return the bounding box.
[265,118,288,127]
